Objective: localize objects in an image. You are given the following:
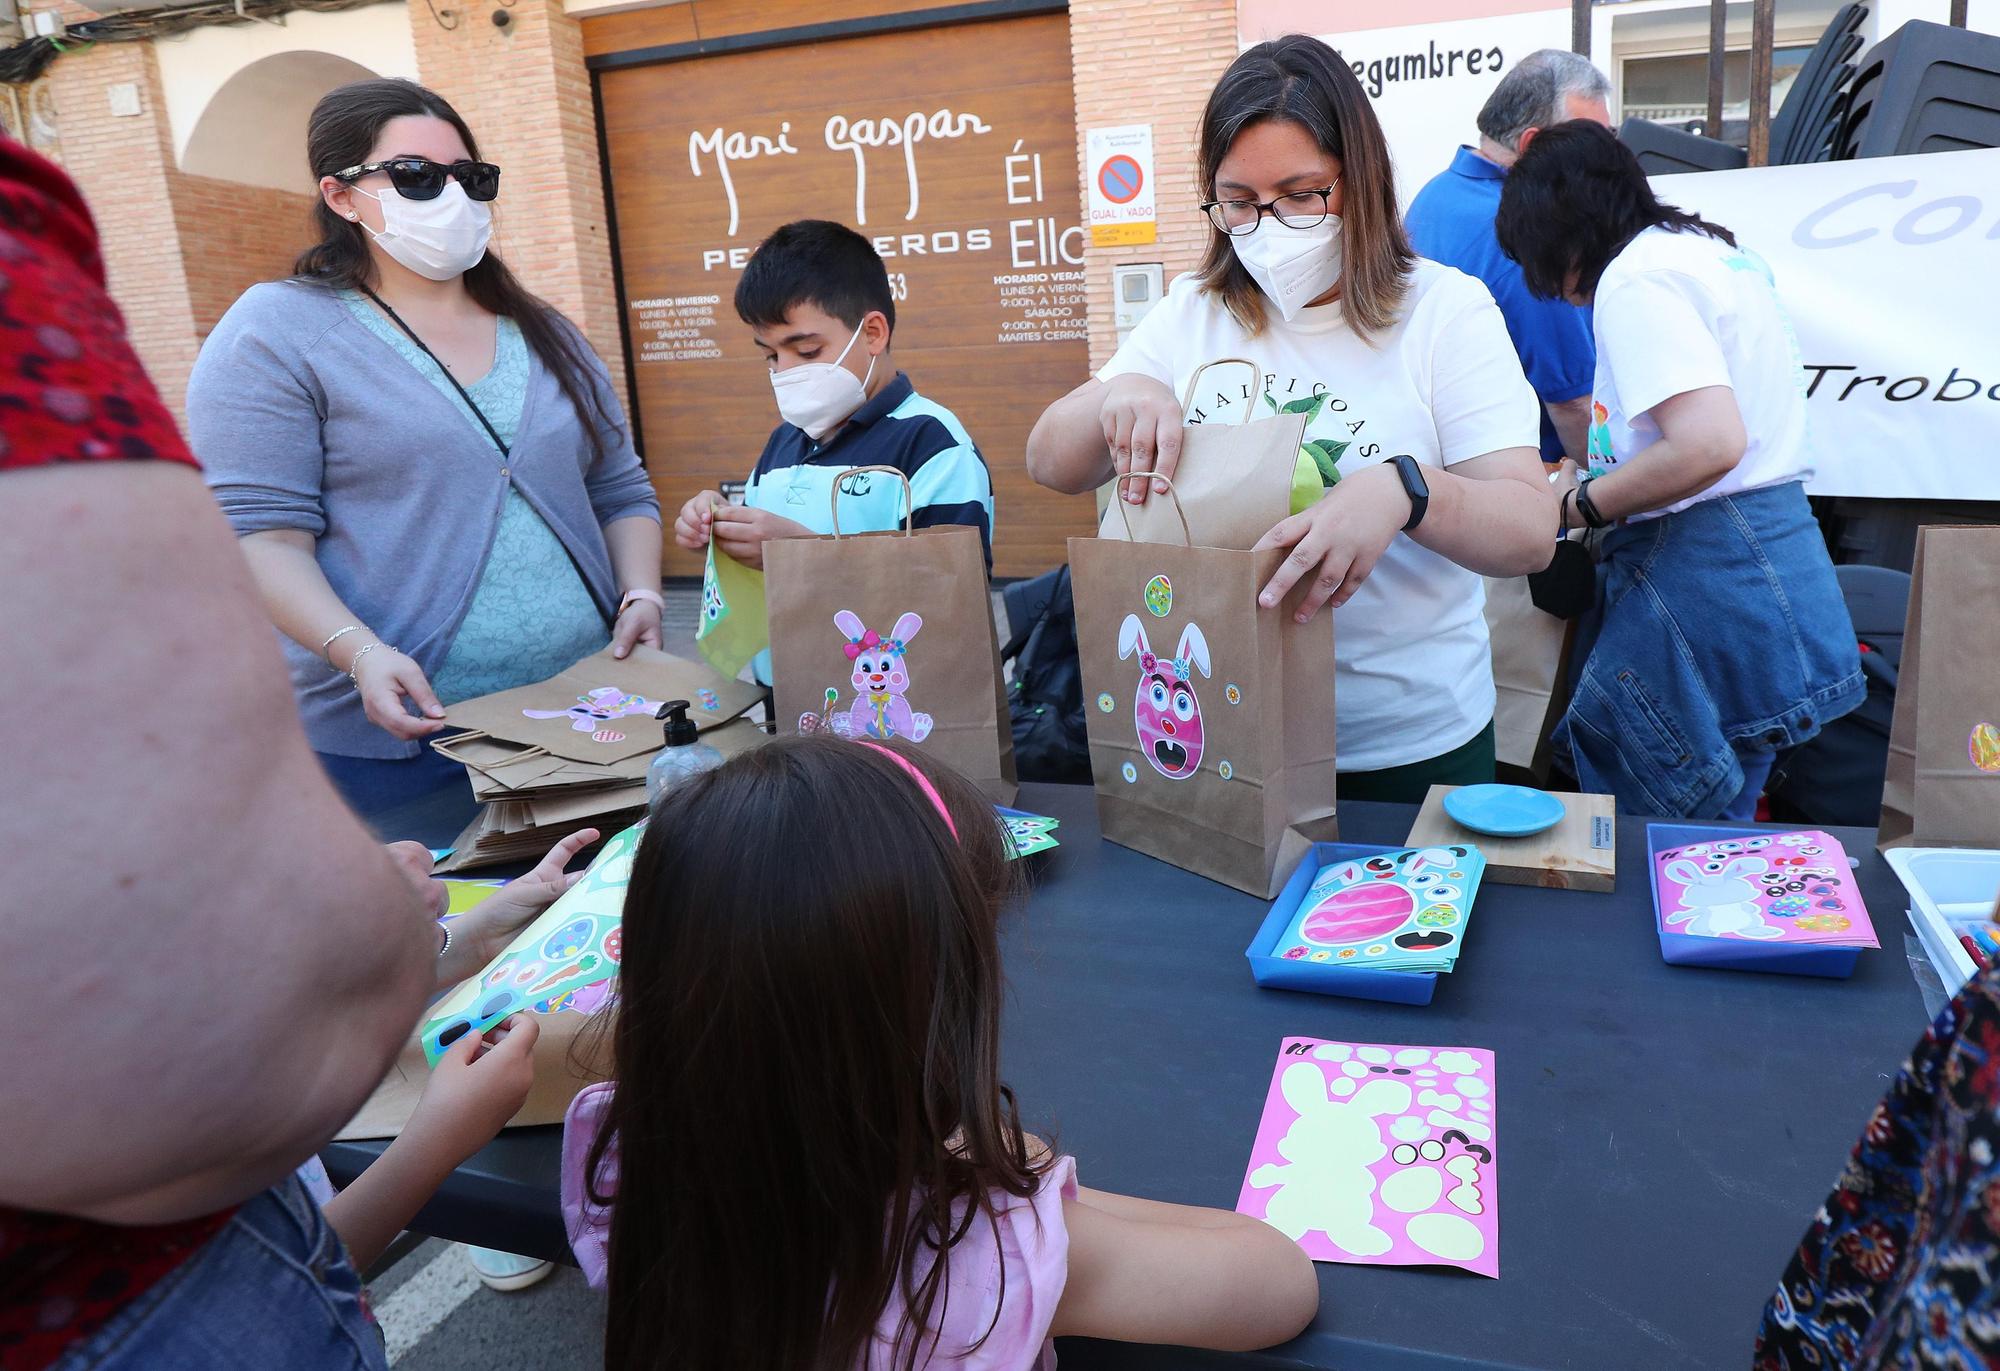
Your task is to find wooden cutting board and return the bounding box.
[1404,785,1617,893]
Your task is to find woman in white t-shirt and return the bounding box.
[1027,36,1556,801]
[1494,120,1862,819]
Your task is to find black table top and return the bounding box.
[327,781,1926,1370]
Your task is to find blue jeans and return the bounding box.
[1557,482,1864,818]
[315,743,466,817]
[53,1178,384,1371]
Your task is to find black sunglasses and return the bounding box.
[333,157,501,203]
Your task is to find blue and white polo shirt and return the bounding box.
[743,372,994,565]
[743,371,994,684]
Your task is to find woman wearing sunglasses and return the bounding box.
[189,79,663,813]
[1026,37,1556,803]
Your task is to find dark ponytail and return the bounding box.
[299,78,615,459]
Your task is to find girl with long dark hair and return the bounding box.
[560,737,1319,1369]
[1026,36,1558,803]
[1494,120,1862,818]
[188,79,663,814]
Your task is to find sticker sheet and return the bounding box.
[697,533,768,680]
[996,806,1060,859]
[419,822,641,1062]
[440,878,505,917]
[1275,846,1486,973]
[1654,830,1878,947]
[439,881,610,1017]
[1238,1038,1499,1278]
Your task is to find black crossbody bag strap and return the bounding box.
[360,286,511,458]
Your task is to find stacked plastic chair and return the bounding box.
[1834,18,2000,158]
[1619,3,1868,172]
[1769,3,1868,163]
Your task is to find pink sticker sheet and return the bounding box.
[1653,830,1878,948]
[1237,1037,1498,1279]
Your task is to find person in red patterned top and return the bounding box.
[0,134,571,1370]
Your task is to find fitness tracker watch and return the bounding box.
[1389,455,1430,532]
[1574,475,1611,530]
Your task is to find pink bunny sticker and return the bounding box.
[1119,613,1210,780]
[522,686,663,736]
[799,611,934,742]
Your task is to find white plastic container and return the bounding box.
[1886,846,2000,1000]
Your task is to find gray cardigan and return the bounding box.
[189,279,660,759]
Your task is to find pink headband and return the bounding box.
[855,741,958,839]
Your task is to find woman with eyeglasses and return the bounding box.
[188,79,663,816]
[1027,36,1557,803]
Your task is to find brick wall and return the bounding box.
[45,33,205,425]
[170,172,316,341]
[1068,0,1237,368]
[409,0,625,396]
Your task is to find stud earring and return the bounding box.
[347,213,358,221]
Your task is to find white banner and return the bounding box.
[1657,148,2000,502]
[1238,1,1572,209]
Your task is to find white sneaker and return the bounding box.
[465,1244,555,1292]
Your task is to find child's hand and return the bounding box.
[711,505,813,570]
[674,489,725,551]
[433,829,599,991]
[403,1015,541,1165]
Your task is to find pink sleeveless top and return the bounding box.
[561,1083,1076,1370]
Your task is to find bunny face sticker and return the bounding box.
[802,611,934,743]
[1662,855,1783,940]
[1119,613,1210,780]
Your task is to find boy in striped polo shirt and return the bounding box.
[674,220,996,680]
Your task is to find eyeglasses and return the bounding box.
[1201,182,1340,236]
[332,157,502,203]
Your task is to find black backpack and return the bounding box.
[1766,644,1897,828]
[1000,567,1091,784]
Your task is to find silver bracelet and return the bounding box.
[320,624,364,661]
[347,640,396,684]
[437,920,452,959]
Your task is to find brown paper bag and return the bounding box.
[459,717,773,800]
[335,1004,614,1140]
[767,467,1016,803]
[1071,480,1339,897]
[1484,573,1572,779]
[1880,526,2000,849]
[441,645,763,765]
[1097,357,1306,551]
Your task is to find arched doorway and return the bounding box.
[181,49,379,191]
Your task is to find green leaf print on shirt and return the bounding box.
[1264,391,1347,511]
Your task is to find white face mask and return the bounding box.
[1231,215,1345,323]
[769,323,875,440]
[354,179,492,282]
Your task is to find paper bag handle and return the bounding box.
[1109,473,1194,548]
[430,732,552,771]
[829,466,915,538]
[1179,357,1260,426]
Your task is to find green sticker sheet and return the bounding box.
[697,533,768,680]
[419,822,643,1063]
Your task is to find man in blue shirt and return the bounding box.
[1407,50,1611,463]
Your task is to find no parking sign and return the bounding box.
[1086,124,1157,247]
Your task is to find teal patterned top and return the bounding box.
[341,294,607,704]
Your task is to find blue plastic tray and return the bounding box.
[1245,842,1440,1005]
[1647,824,1863,979]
